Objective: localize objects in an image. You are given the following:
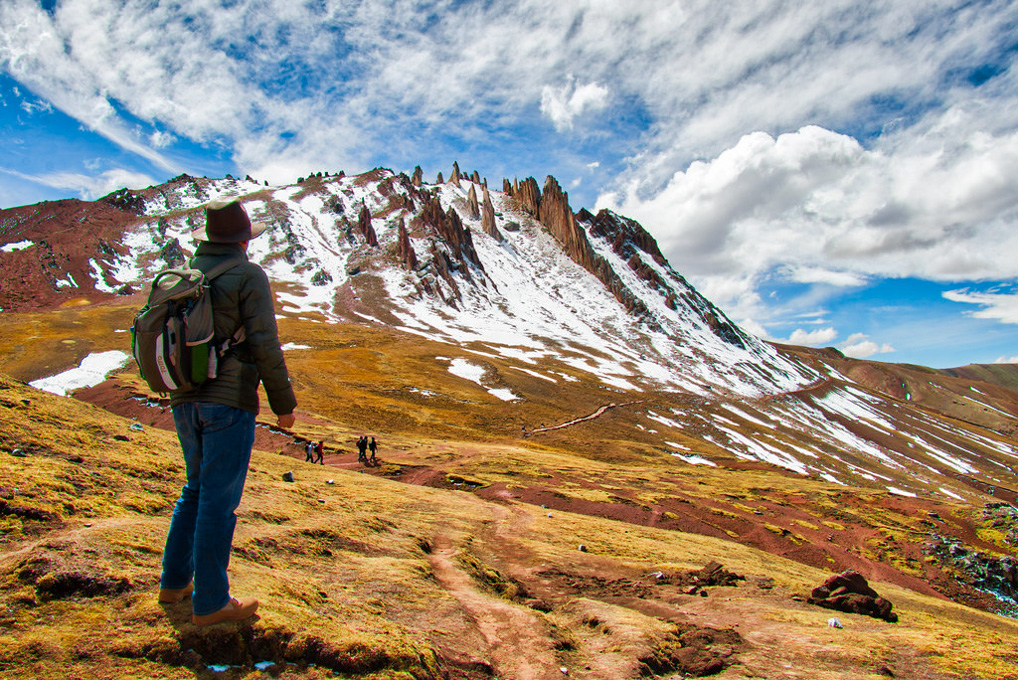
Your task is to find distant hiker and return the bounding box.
[368,436,378,464]
[357,435,368,463]
[158,198,297,627]
[314,440,324,465]
[305,440,314,463]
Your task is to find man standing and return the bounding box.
[157,198,297,626]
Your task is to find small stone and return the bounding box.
[129,423,144,432]
[317,499,325,504]
[578,544,587,552]
[10,448,26,457]
[282,471,295,482]
[327,479,335,484]
[828,617,843,628]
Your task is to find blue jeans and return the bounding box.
[161,402,255,616]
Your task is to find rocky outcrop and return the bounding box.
[807,571,897,622]
[356,204,378,247]
[414,195,482,280]
[411,166,423,187]
[448,162,462,187]
[396,219,418,271]
[575,208,750,348]
[513,177,541,216]
[926,527,1018,616]
[480,187,502,243]
[159,238,185,268]
[466,185,480,219]
[538,177,597,272]
[101,188,146,215]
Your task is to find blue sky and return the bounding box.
[2,0,1017,369]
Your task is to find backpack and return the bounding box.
[130,258,245,394]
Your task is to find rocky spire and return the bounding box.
[396,218,418,271]
[503,178,512,194]
[481,186,503,243]
[470,170,481,184]
[449,162,462,187]
[538,176,595,270]
[466,184,480,219]
[411,166,423,187]
[515,177,541,216]
[436,171,444,184]
[357,203,378,247]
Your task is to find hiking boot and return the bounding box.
[192,597,259,626]
[158,582,194,604]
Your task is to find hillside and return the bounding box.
[3,374,1018,680]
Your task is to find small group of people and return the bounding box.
[357,435,378,465]
[304,439,325,465]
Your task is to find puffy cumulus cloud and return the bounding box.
[995,356,1018,364]
[943,288,1018,324]
[540,78,610,131]
[840,333,895,359]
[784,327,838,347]
[601,122,1018,314]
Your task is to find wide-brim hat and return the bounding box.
[192,198,268,242]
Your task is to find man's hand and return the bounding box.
[276,412,296,429]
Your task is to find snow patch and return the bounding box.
[30,351,131,396]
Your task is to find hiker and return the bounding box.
[357,435,368,463]
[158,198,297,627]
[314,440,324,465]
[368,436,378,464]
[305,440,314,463]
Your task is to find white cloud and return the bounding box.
[600,122,1018,315]
[995,356,1018,364]
[540,78,610,131]
[943,289,1018,325]
[785,327,838,347]
[0,167,156,200]
[840,333,895,359]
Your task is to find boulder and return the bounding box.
[807,570,897,623]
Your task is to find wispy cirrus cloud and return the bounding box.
[0,167,156,201]
[944,287,1018,324]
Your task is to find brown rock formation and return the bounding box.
[470,170,481,185]
[413,195,483,279]
[480,187,503,243]
[356,204,379,247]
[436,172,444,184]
[538,176,596,271]
[807,570,898,623]
[515,177,541,216]
[503,178,513,194]
[449,162,462,187]
[466,185,480,219]
[396,219,418,271]
[411,166,423,187]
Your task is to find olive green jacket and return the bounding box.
[169,242,297,416]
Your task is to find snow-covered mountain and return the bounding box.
[105,167,819,399]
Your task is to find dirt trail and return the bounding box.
[428,534,562,680]
[525,400,643,436]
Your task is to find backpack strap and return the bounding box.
[192,257,248,352]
